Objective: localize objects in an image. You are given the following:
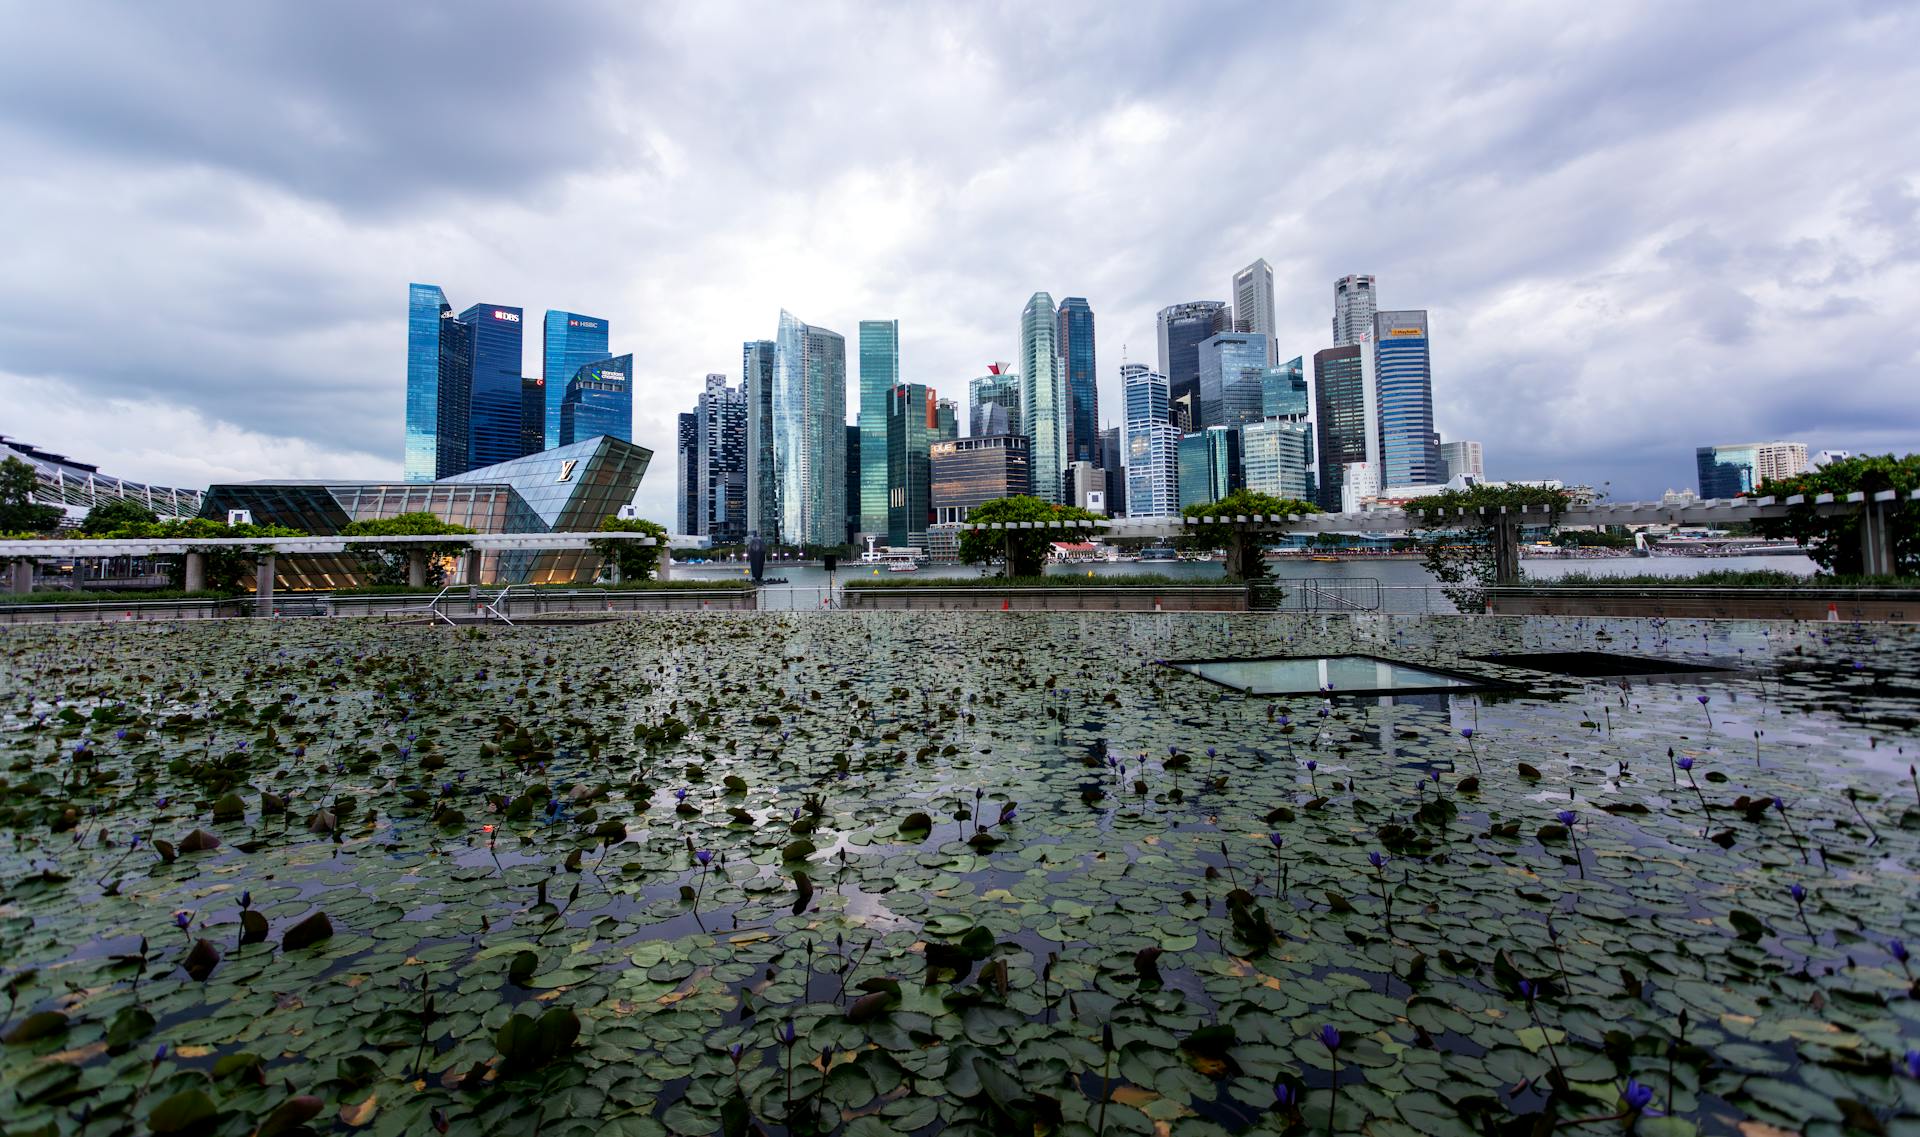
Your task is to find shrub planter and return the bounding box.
[841,586,1248,612]
[1486,586,1920,622]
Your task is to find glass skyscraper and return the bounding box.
[1020,293,1067,503]
[520,377,546,456]
[969,368,1021,437]
[1313,344,1375,511]
[1196,332,1271,428]
[857,320,898,537]
[1157,301,1232,434]
[458,303,527,471]
[1241,419,1315,501]
[1057,298,1097,464]
[1262,356,1309,420]
[1122,362,1178,517]
[543,311,609,450]
[886,382,935,547]
[1232,259,1278,364]
[1372,311,1441,487]
[1177,426,1242,509]
[743,340,778,542]
[405,283,472,483]
[558,354,634,446]
[773,311,847,548]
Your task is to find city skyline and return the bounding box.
[2,4,1915,525]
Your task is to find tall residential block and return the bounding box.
[773,311,847,547]
[857,319,898,536]
[1696,441,1808,498]
[1122,362,1178,517]
[542,311,609,449]
[1020,293,1067,503]
[886,382,936,547]
[1313,344,1376,511]
[1232,259,1278,363]
[1157,300,1232,433]
[1057,297,1098,464]
[680,373,746,544]
[1100,426,1127,518]
[743,339,778,541]
[1372,310,1441,486]
[1196,332,1271,428]
[969,367,1021,437]
[405,283,472,482]
[676,412,699,536]
[457,303,527,472]
[558,355,634,446]
[1332,274,1376,346]
[1440,440,1485,481]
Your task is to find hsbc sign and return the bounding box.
[568,319,600,329]
[493,310,520,323]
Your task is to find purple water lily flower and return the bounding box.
[1676,756,1694,771]
[1317,1025,1340,1050]
[695,849,713,867]
[1622,1079,1655,1111]
[1557,809,1578,826]
[1368,851,1386,869]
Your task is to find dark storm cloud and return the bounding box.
[0,0,1914,508]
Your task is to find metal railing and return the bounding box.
[389,585,459,626]
[478,585,517,626]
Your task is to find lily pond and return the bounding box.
[3,613,1919,1137]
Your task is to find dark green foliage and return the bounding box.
[1410,483,1571,608]
[954,495,1106,577]
[79,496,158,533]
[1751,453,1920,575]
[589,515,669,582]
[0,456,63,534]
[1180,488,1318,581]
[339,511,477,586]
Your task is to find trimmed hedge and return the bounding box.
[1537,570,1920,590]
[0,589,238,605]
[843,573,1228,591]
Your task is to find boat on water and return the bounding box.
[1309,555,1340,562]
[1138,546,1178,562]
[887,562,918,573]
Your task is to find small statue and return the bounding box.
[747,531,766,583]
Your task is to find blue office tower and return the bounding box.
[543,311,610,449]
[405,284,474,482]
[1372,310,1442,486]
[457,304,527,471]
[559,354,634,445]
[1057,298,1097,463]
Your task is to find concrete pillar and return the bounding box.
[653,540,669,582]
[1492,515,1523,585]
[463,548,482,604]
[407,550,428,588]
[8,559,32,595]
[184,551,206,593]
[255,555,276,616]
[1860,500,1896,577]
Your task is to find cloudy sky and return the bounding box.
[2,1,1916,520]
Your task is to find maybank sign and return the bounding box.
[1387,327,1424,337]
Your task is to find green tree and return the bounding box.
[80,497,160,534]
[1409,484,1570,610]
[0,456,63,534]
[1179,489,1318,582]
[97,517,307,592]
[1749,454,1920,576]
[957,496,1106,577]
[340,512,476,586]
[590,516,669,582]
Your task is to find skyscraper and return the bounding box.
[773,311,847,547]
[458,303,527,472]
[1232,259,1278,364]
[1057,297,1097,464]
[1313,344,1376,511]
[405,283,473,482]
[558,355,634,446]
[1177,426,1242,508]
[1122,362,1178,517]
[886,382,935,547]
[1440,440,1485,482]
[682,373,746,544]
[1332,275,1377,346]
[969,367,1021,437]
[1372,310,1441,487]
[520,378,546,457]
[1100,426,1127,517]
[1020,293,1067,503]
[1157,301,1232,433]
[542,311,609,450]
[845,425,861,544]
[1196,332,1271,428]
[932,435,1030,523]
[743,339,778,542]
[933,398,959,442]
[857,319,898,537]
[1241,419,1315,501]
[1262,356,1309,420]
[1696,441,1808,498]
[676,412,699,536]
